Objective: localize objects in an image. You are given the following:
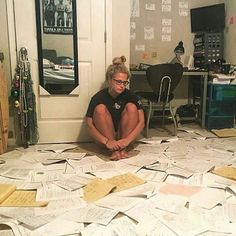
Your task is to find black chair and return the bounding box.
[136,63,183,137]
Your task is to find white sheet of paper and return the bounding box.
[130,32,136,40]
[117,182,156,198]
[136,169,167,182]
[162,18,172,26]
[0,175,24,186]
[174,158,214,174]
[95,194,144,213]
[166,165,194,178]
[54,178,85,191]
[162,26,171,34]
[183,173,204,186]
[78,161,117,173]
[154,193,188,214]
[0,208,58,229]
[189,187,227,209]
[120,153,159,167]
[63,161,76,174]
[165,174,185,184]
[17,181,43,190]
[162,34,171,42]
[159,208,210,236]
[136,215,176,236]
[32,219,84,236]
[0,168,31,180]
[195,129,217,138]
[145,3,155,10]
[57,152,86,160]
[134,143,166,152]
[104,216,138,235]
[125,195,162,223]
[225,197,236,222]
[130,0,140,18]
[144,26,154,40]
[36,183,83,201]
[28,169,64,183]
[226,184,236,195]
[39,152,85,166]
[145,162,169,172]
[115,162,141,174]
[38,143,78,153]
[135,45,145,51]
[0,221,22,236]
[81,217,138,236]
[91,171,121,179]
[19,151,51,164]
[188,204,233,235]
[139,137,162,145]
[68,155,104,169]
[60,205,118,225]
[80,223,106,236]
[34,198,87,216]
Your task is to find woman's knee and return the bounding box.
[124,103,138,114]
[94,104,108,116]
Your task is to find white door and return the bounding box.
[36,0,106,143]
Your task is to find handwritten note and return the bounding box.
[212,166,236,181]
[106,173,145,192]
[83,178,116,202]
[0,190,48,207]
[0,183,16,203]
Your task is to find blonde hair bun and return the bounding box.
[112,56,126,65]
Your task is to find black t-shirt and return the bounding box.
[86,88,143,131]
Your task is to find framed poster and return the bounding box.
[35,0,78,94]
[43,0,74,34]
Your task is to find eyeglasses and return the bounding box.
[113,79,129,86]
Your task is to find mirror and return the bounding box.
[35,0,78,94]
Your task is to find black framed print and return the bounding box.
[43,0,74,34]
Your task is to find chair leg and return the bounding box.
[145,101,152,138]
[162,102,166,128]
[169,102,177,136]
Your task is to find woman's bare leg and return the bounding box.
[120,103,139,137]
[93,104,120,160]
[119,103,139,158]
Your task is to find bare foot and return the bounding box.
[119,150,129,159]
[110,150,121,161]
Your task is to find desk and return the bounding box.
[130,69,208,128]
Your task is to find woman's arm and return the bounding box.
[86,117,108,145]
[86,117,121,151]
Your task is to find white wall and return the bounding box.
[224,0,236,64]
[130,0,222,66]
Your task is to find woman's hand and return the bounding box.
[106,138,130,151]
[116,138,130,150]
[105,140,120,151]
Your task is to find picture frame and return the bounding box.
[35,0,79,95]
[43,0,74,35]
